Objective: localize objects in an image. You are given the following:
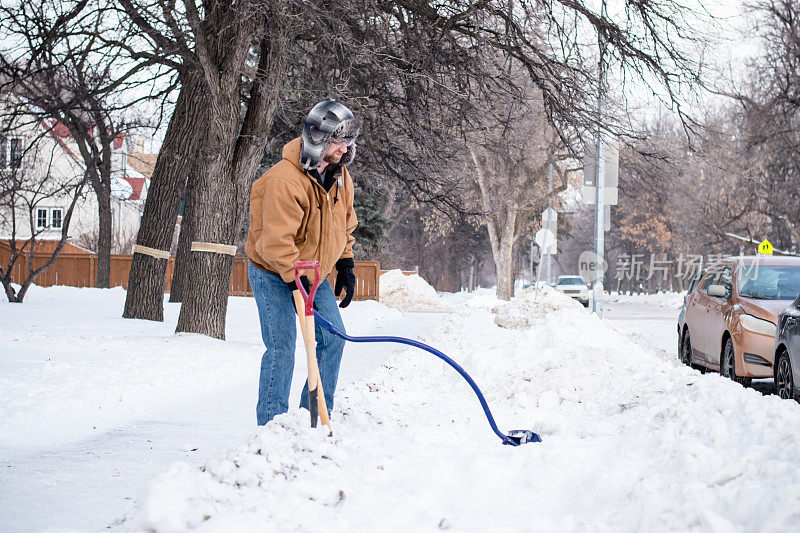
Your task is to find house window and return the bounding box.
[51,208,63,229]
[9,137,22,168]
[36,208,48,229]
[0,136,23,169]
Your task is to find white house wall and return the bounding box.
[0,97,145,251]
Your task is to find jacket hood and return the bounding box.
[282,138,304,171]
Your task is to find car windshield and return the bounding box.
[738,264,800,300]
[557,277,585,286]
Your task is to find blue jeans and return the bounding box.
[248,263,347,425]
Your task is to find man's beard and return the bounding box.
[323,152,342,164]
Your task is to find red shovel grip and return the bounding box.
[293,261,321,316]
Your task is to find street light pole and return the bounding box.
[592,0,608,318]
[546,163,553,284]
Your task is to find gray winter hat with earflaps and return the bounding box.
[300,100,362,170]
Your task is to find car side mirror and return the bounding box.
[708,284,727,298]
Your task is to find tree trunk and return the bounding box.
[176,23,288,339]
[175,98,282,338]
[2,269,22,302]
[442,244,460,292]
[169,170,197,303]
[782,216,800,249]
[175,250,235,339]
[174,147,238,340]
[492,205,517,300]
[123,73,206,321]
[494,240,515,300]
[175,72,242,339]
[96,187,112,288]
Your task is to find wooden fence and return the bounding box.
[1,241,380,301]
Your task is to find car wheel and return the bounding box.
[680,330,693,366]
[721,338,751,387]
[775,350,797,401]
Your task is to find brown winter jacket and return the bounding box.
[245,137,357,283]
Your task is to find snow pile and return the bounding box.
[438,288,503,312]
[133,293,800,532]
[494,285,584,328]
[139,413,350,532]
[605,291,686,309]
[379,269,451,311]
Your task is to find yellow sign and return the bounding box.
[757,239,773,255]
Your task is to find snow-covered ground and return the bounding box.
[604,290,686,309]
[0,284,447,531]
[4,282,800,532]
[0,285,421,450]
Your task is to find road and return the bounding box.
[604,302,680,355]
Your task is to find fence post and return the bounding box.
[89,254,96,287]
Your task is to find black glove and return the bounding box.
[334,258,356,308]
[287,276,317,310]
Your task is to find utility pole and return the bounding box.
[546,163,553,284]
[592,0,608,318]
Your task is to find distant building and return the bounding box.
[0,96,157,253]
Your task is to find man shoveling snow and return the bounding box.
[245,100,360,426]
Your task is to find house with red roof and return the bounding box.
[0,97,157,254]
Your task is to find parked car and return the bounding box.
[554,275,589,306]
[774,295,800,400]
[677,271,705,358]
[679,256,800,385]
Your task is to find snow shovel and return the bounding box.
[293,261,541,447]
[292,261,332,436]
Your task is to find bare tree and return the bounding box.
[0,0,162,287]
[117,0,714,335]
[467,76,573,299]
[583,109,765,294]
[115,0,297,337]
[273,0,712,300]
[737,0,800,250]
